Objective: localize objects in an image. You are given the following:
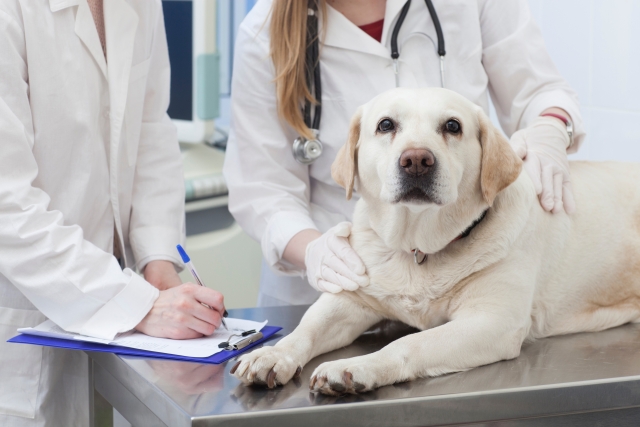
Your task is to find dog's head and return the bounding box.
[332,88,522,209]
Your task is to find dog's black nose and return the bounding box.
[399,149,435,176]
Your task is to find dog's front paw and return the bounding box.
[310,356,379,396]
[230,346,302,388]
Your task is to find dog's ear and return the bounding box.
[331,106,363,200]
[477,108,522,206]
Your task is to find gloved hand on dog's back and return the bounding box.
[305,222,369,293]
[509,115,575,214]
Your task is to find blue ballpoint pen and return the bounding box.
[177,245,228,330]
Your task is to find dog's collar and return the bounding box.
[412,209,489,265]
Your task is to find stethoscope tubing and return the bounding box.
[423,0,445,56]
[296,0,445,164]
[303,2,322,131]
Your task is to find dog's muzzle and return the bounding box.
[394,148,441,204]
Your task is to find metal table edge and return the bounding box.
[190,374,640,426]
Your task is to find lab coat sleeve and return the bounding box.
[0,10,158,340]
[478,0,585,152]
[223,24,319,276]
[128,3,186,272]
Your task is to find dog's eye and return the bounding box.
[445,119,461,134]
[377,119,395,133]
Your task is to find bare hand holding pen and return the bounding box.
[136,283,225,339]
[137,246,227,339]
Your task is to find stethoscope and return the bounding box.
[292,0,446,165]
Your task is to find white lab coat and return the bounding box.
[0,0,184,425]
[223,0,585,305]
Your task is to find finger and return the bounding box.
[539,164,555,212]
[327,235,366,275]
[183,311,220,336]
[316,279,343,294]
[332,222,352,238]
[562,179,576,215]
[551,171,564,214]
[191,302,222,330]
[509,132,528,159]
[325,253,369,287]
[307,275,322,292]
[193,286,225,314]
[523,155,542,195]
[321,265,359,291]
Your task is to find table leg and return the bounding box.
[90,358,114,427]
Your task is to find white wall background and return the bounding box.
[527,0,640,161]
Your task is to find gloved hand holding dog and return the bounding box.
[305,222,369,293]
[510,115,574,214]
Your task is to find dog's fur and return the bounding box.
[232,88,640,395]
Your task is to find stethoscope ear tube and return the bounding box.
[424,0,445,57]
[391,0,412,87]
[391,1,412,61]
[424,0,446,87]
[390,0,447,89]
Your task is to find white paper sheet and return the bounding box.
[18,318,268,358]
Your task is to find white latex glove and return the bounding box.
[509,116,575,214]
[305,222,370,293]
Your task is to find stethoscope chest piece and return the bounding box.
[292,130,323,164]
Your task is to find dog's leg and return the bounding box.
[232,292,382,388]
[310,312,528,395]
[310,276,532,395]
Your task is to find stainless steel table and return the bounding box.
[87,305,640,427]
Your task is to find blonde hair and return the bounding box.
[269,0,326,140]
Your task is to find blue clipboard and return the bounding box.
[7,325,282,364]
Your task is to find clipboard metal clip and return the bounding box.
[218,330,264,351]
[224,332,264,351]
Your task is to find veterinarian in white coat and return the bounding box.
[0,1,226,425]
[224,0,585,306]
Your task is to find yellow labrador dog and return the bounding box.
[232,87,640,395]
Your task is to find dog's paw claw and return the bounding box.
[231,347,301,388]
[310,358,377,396]
[267,368,277,388]
[309,375,317,390]
[315,375,326,389]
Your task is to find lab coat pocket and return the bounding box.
[125,58,151,166]
[0,307,46,418]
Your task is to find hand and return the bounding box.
[305,222,369,293]
[136,283,225,339]
[144,260,182,290]
[509,115,575,214]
